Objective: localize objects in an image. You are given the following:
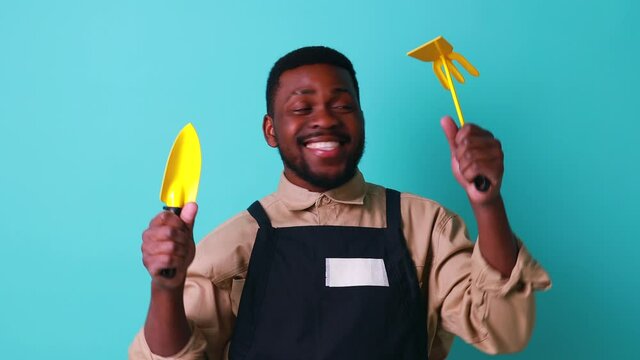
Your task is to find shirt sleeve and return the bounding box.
[431,212,551,355]
[128,275,237,360]
[128,322,207,360]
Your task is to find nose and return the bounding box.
[310,106,340,129]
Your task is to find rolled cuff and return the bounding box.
[129,322,207,360]
[472,239,551,296]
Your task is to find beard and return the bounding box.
[277,138,365,190]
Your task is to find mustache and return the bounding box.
[297,131,351,145]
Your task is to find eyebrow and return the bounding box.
[288,87,351,99]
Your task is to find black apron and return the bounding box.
[229,189,428,360]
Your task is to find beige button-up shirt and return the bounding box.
[130,171,551,360]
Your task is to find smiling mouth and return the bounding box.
[299,131,350,150]
[305,141,340,151]
[301,136,349,159]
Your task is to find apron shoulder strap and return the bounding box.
[232,201,275,359]
[385,188,401,230]
[247,201,273,229]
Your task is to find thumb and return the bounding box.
[180,202,198,230]
[440,115,458,152]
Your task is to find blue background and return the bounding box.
[1,0,638,358]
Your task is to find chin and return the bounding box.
[307,167,356,189]
[279,146,362,191]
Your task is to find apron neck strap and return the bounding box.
[247,201,273,229]
[385,188,401,230]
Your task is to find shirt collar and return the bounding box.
[276,170,367,211]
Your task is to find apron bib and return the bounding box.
[229,189,428,359]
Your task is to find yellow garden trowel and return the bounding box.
[408,36,490,192]
[159,122,202,278]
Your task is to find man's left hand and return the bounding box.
[441,116,504,206]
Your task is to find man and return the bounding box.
[130,46,551,360]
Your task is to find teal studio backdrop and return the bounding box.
[1,0,638,358]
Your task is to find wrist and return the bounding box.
[470,192,503,212]
[471,193,518,276]
[145,283,191,356]
[151,282,185,302]
[470,194,515,242]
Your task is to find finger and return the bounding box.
[456,150,503,171]
[454,123,494,147]
[146,255,182,277]
[456,138,503,167]
[466,124,494,139]
[181,202,198,230]
[142,239,189,257]
[440,116,459,153]
[457,150,503,176]
[458,158,503,184]
[149,210,182,228]
[455,137,502,160]
[144,224,191,247]
[148,211,168,227]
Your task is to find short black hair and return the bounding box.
[266,46,359,116]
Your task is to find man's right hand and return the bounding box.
[141,202,198,290]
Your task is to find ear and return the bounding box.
[263,114,278,148]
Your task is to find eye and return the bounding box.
[332,103,354,113]
[287,101,312,115]
[291,107,312,115]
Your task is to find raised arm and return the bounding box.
[140,203,198,356]
[440,116,517,276]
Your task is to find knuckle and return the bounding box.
[457,144,468,157]
[459,162,470,174]
[466,148,481,161]
[166,227,180,240]
[141,228,151,242]
[150,212,165,226]
[158,211,173,223]
[142,257,155,271]
[158,254,172,266]
[467,125,480,135]
[166,241,178,253]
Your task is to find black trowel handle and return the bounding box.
[473,176,491,192]
[160,206,182,279]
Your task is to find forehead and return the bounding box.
[275,64,356,101]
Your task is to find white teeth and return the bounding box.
[306,141,340,150]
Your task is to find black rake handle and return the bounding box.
[473,176,490,192]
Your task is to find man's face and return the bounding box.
[263,64,365,192]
